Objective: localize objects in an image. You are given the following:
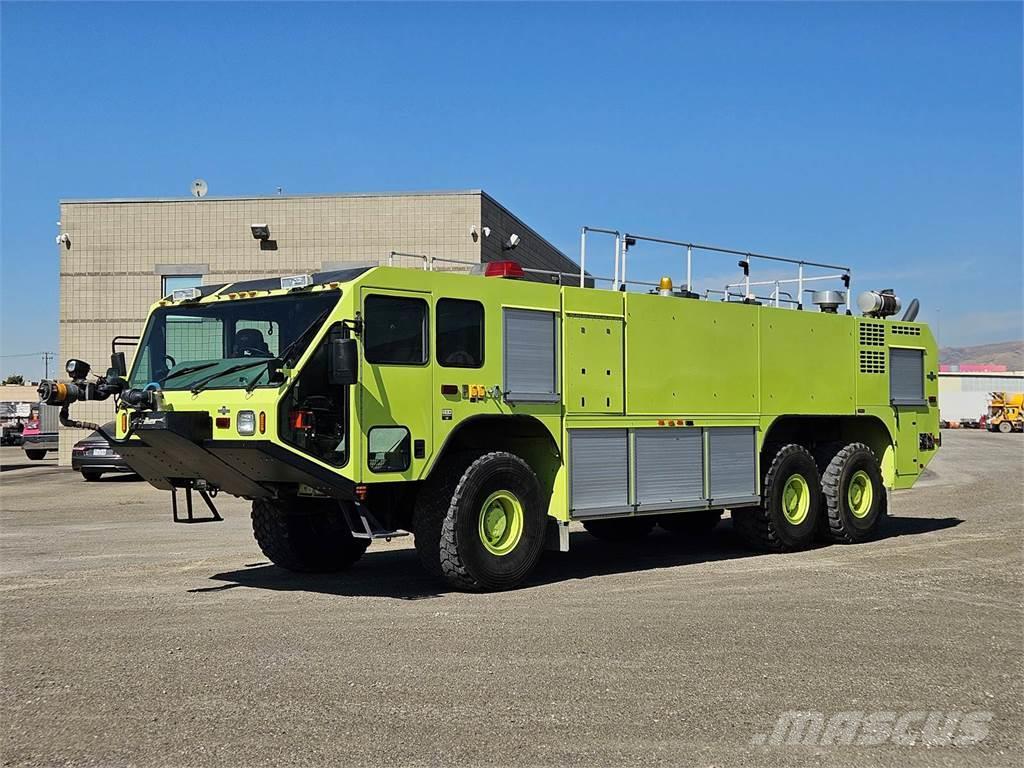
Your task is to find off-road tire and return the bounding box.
[251,497,369,573]
[436,451,546,591]
[733,443,822,552]
[25,450,46,460]
[81,470,102,482]
[412,452,476,578]
[821,442,886,544]
[583,516,656,541]
[658,510,722,536]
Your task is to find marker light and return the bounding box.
[172,287,202,301]
[483,260,525,279]
[281,274,313,290]
[237,410,256,436]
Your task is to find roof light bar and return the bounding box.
[172,287,202,302]
[280,274,313,290]
[483,260,525,279]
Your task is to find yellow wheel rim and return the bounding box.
[477,491,524,556]
[781,473,810,525]
[847,470,874,519]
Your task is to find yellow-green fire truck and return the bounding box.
[41,246,940,591]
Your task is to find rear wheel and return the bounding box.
[25,450,46,460]
[435,451,547,591]
[733,444,821,552]
[81,470,102,482]
[658,510,721,536]
[251,497,369,573]
[583,516,656,542]
[821,443,886,543]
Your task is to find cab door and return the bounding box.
[358,288,433,481]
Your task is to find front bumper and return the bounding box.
[114,411,354,499]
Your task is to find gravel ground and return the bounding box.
[1,431,1022,767]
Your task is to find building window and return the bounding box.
[437,299,484,368]
[162,274,202,296]
[364,295,428,365]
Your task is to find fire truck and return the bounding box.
[40,231,940,591]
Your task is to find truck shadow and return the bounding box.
[195,515,962,600]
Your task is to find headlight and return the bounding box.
[237,410,256,436]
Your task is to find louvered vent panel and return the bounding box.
[859,350,886,374]
[890,324,921,336]
[859,322,885,346]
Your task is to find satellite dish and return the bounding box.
[191,178,208,198]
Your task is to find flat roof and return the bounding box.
[60,189,486,204]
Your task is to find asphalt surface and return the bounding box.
[1,432,1022,767]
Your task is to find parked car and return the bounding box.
[71,422,136,481]
[21,418,57,460]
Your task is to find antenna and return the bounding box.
[191,178,208,198]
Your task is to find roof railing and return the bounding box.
[580,227,853,312]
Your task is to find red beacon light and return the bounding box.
[482,260,525,279]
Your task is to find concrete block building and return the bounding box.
[57,190,581,464]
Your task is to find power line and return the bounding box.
[0,351,56,358]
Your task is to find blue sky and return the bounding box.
[2,1,1021,380]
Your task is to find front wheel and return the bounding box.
[436,451,547,591]
[998,420,1013,434]
[251,498,369,573]
[82,470,103,482]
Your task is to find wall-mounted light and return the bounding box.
[470,225,491,242]
[502,233,521,252]
[56,233,71,250]
[251,224,271,241]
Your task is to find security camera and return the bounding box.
[250,224,270,241]
[56,233,71,249]
[503,233,520,251]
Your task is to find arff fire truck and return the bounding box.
[40,230,940,591]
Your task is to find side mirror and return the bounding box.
[329,337,359,386]
[110,352,127,377]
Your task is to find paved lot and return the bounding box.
[1,432,1022,767]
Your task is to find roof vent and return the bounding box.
[811,290,845,314]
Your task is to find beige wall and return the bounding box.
[57,191,575,463]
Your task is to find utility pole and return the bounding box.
[42,352,54,381]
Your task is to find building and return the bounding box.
[57,189,582,464]
[938,370,1024,423]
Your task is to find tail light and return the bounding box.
[289,409,314,430]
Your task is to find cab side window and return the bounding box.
[364,295,428,365]
[436,298,484,368]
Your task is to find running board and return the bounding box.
[342,503,409,541]
[171,485,223,524]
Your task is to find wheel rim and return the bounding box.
[781,473,810,525]
[847,469,874,519]
[477,491,524,556]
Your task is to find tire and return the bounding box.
[821,442,886,544]
[25,450,47,460]
[251,497,369,573]
[412,452,475,578]
[733,444,822,552]
[435,451,547,591]
[998,420,1013,434]
[81,470,102,482]
[583,516,656,542]
[658,510,722,537]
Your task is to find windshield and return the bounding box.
[128,291,341,391]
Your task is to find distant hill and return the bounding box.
[939,340,1024,371]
